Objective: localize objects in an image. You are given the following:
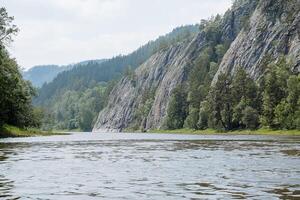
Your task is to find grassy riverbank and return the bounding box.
[0,125,66,138]
[148,128,300,136]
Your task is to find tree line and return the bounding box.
[0,8,41,130]
[40,81,116,131]
[166,57,300,131]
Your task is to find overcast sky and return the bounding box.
[2,0,232,69]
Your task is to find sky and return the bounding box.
[2,0,232,69]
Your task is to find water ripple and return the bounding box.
[0,133,299,199]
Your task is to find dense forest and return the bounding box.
[23,65,71,88]
[166,58,300,131]
[22,59,105,88]
[0,8,41,133]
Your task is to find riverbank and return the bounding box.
[0,125,66,138]
[148,128,300,136]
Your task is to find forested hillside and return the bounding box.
[23,65,70,87]
[0,8,41,135]
[93,0,300,132]
[35,24,199,131]
[35,25,198,105]
[22,59,105,88]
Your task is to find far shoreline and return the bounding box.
[146,128,300,136]
[2,126,300,138]
[0,125,69,139]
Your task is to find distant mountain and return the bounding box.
[22,59,105,87]
[23,65,69,87]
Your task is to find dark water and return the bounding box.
[0,133,299,199]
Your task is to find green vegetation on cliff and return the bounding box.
[166,57,299,132]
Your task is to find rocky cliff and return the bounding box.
[214,0,300,81]
[93,0,300,132]
[92,36,205,132]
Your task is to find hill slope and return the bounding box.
[23,59,105,87]
[23,65,70,88]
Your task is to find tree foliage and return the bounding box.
[41,82,115,131]
[0,7,39,129]
[166,58,299,131]
[166,85,188,130]
[261,57,294,128]
[0,7,18,45]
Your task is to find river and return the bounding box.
[0,133,299,199]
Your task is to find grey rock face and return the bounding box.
[93,34,207,132]
[93,0,299,132]
[213,0,300,82]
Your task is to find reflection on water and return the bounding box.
[0,144,16,200]
[0,133,299,199]
[0,176,15,199]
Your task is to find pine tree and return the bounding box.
[261,57,290,128]
[166,85,188,130]
[274,74,300,129]
[242,106,259,130]
[0,8,39,128]
[209,73,233,130]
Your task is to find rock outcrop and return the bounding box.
[93,0,300,132]
[214,0,300,82]
[93,35,205,132]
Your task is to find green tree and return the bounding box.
[242,106,259,130]
[0,7,18,44]
[231,69,259,128]
[261,57,290,128]
[209,73,233,130]
[79,106,94,131]
[0,8,39,129]
[231,68,258,107]
[184,48,212,129]
[274,74,300,129]
[166,85,188,129]
[215,44,226,63]
[232,97,247,128]
[30,107,44,128]
[197,100,211,129]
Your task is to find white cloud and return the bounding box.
[2,0,232,69]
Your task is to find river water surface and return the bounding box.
[0,133,299,199]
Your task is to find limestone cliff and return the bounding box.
[93,0,299,132]
[92,36,205,132]
[214,0,300,81]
